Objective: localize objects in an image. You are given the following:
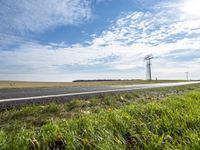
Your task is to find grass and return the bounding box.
[0,84,200,149]
[0,80,188,89]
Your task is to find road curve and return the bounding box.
[0,81,200,108]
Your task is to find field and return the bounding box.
[0,84,200,149]
[0,80,188,89]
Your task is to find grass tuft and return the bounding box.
[0,84,200,149]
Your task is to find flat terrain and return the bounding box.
[0,83,200,149]
[0,81,196,101]
[0,80,187,89]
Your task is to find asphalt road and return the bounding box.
[0,81,200,103]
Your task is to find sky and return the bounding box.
[0,0,200,81]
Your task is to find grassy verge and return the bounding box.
[0,80,188,89]
[0,84,200,149]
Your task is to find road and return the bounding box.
[0,81,199,108]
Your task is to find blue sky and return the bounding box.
[0,0,200,81]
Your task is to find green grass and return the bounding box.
[0,80,188,89]
[0,84,200,149]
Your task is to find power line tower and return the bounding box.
[144,54,154,80]
[185,72,189,80]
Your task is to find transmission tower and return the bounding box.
[144,54,154,80]
[185,72,189,80]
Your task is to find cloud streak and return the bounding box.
[0,0,91,33]
[0,0,200,81]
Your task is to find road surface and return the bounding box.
[0,81,199,108]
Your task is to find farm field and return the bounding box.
[0,80,188,89]
[0,84,200,149]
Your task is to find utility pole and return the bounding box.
[144,54,154,80]
[185,72,189,80]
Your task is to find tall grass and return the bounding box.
[0,91,200,149]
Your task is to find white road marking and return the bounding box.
[0,81,200,103]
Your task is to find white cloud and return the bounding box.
[0,0,91,33]
[87,8,200,76]
[1,0,200,81]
